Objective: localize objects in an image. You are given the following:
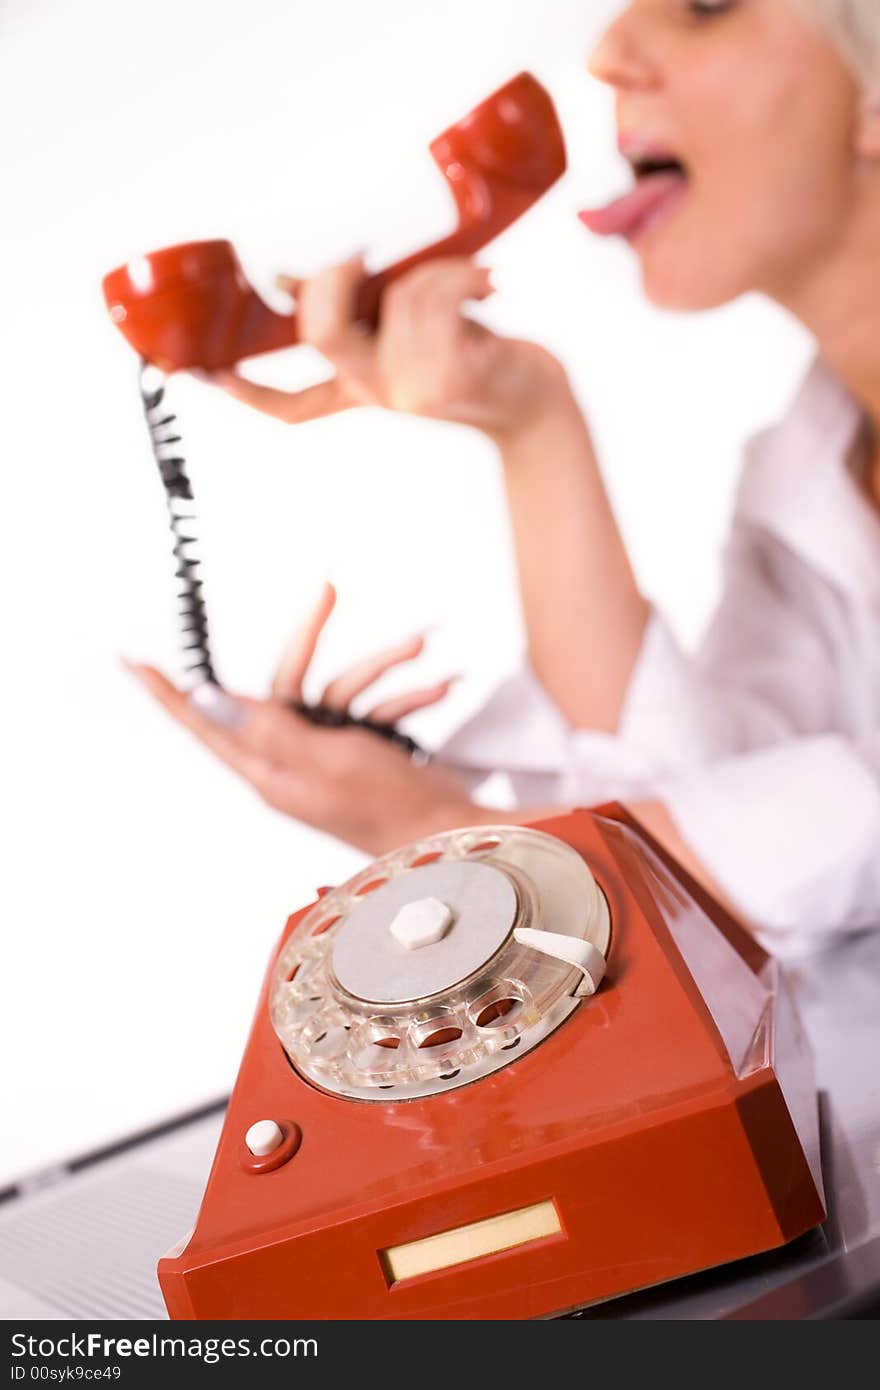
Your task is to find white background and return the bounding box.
[0,0,813,1185]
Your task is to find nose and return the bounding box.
[588,8,660,91]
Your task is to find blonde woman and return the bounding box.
[132,0,880,970]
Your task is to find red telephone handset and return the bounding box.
[102,71,566,372]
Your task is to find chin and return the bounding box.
[634,216,756,312]
[638,254,749,313]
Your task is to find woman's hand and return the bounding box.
[125,582,480,855]
[196,255,571,445]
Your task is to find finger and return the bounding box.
[409,262,496,350]
[125,665,272,784]
[129,662,319,772]
[378,260,496,408]
[272,581,337,702]
[320,633,425,711]
[298,253,374,376]
[366,675,459,725]
[275,273,304,296]
[381,258,494,334]
[192,370,350,425]
[126,666,323,819]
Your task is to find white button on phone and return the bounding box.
[245,1120,284,1156]
[389,897,454,950]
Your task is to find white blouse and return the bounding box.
[436,358,880,966]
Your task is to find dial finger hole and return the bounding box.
[465,835,502,856]
[408,850,445,868]
[354,876,388,897]
[473,996,520,1029]
[354,1018,404,1054]
[417,1026,463,1050]
[308,1026,350,1062]
[281,954,320,989]
[274,994,323,1031]
[410,1011,463,1051]
[350,1039,403,1075]
[310,914,341,937]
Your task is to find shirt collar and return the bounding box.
[736,356,880,606]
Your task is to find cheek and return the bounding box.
[639,62,858,309]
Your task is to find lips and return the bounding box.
[579,136,689,241]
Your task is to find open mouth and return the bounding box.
[628,147,689,182]
[579,142,690,241]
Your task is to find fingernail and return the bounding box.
[189,682,246,729]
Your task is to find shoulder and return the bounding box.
[735,357,862,518]
[728,358,880,607]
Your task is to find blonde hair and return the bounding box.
[799,0,880,88]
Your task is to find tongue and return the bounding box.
[579,170,687,238]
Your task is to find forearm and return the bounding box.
[497,379,650,731]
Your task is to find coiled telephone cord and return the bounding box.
[138,362,427,762]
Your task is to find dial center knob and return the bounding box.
[388,897,454,950]
[331,860,518,1005]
